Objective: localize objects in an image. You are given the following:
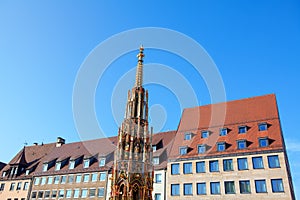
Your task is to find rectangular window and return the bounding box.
[83,174,90,182]
[154,193,161,200]
[197,182,206,195]
[31,191,37,198]
[73,189,79,198]
[171,184,180,196]
[201,130,209,138]
[184,183,193,195]
[220,128,227,136]
[69,160,75,169]
[252,156,264,169]
[89,188,96,197]
[183,162,192,174]
[44,190,50,198]
[217,142,226,152]
[66,189,72,198]
[98,187,105,197]
[38,191,44,198]
[54,176,60,184]
[40,177,46,185]
[259,123,268,131]
[223,159,233,171]
[196,161,205,173]
[171,163,180,175]
[152,145,157,152]
[0,183,5,191]
[91,173,97,182]
[224,181,235,194]
[268,155,280,168]
[255,180,267,193]
[179,147,187,155]
[34,177,40,185]
[16,182,22,190]
[83,159,90,168]
[51,190,57,198]
[209,160,219,172]
[155,173,162,183]
[68,174,74,183]
[58,189,64,198]
[47,176,53,184]
[198,145,206,154]
[239,180,251,194]
[237,158,248,170]
[99,172,106,181]
[81,189,88,198]
[239,126,247,134]
[153,157,159,165]
[23,182,29,190]
[259,138,269,147]
[60,175,66,184]
[271,179,284,193]
[184,132,192,140]
[55,162,61,171]
[210,182,220,194]
[42,163,48,172]
[99,158,106,167]
[75,174,82,183]
[237,140,247,149]
[9,182,15,191]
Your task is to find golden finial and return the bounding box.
[137,45,144,62]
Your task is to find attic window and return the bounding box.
[179,146,187,155]
[198,145,206,154]
[152,145,157,152]
[259,123,268,131]
[201,131,209,138]
[25,169,30,175]
[217,142,226,152]
[220,128,228,136]
[2,171,6,177]
[69,160,75,169]
[83,159,90,168]
[42,163,48,172]
[99,158,106,167]
[259,138,269,147]
[55,162,61,171]
[237,140,247,149]
[153,157,159,165]
[184,132,192,140]
[239,126,247,134]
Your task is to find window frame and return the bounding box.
[184,132,192,140]
[237,158,248,170]
[255,179,267,193]
[223,159,233,171]
[268,155,280,168]
[196,161,205,173]
[183,162,193,174]
[197,145,206,154]
[171,184,180,196]
[271,179,284,193]
[237,140,247,150]
[217,142,226,152]
[258,123,268,131]
[259,138,269,147]
[224,181,235,194]
[252,156,264,169]
[209,160,219,172]
[171,163,180,175]
[239,180,251,194]
[219,128,228,136]
[197,182,206,195]
[201,130,209,138]
[179,146,188,155]
[238,126,247,134]
[210,182,221,194]
[183,183,193,195]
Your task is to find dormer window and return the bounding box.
[153,157,159,165]
[201,131,209,138]
[83,159,90,168]
[99,158,106,167]
[69,160,75,169]
[259,123,268,131]
[239,126,247,134]
[42,163,48,172]
[217,142,226,152]
[179,146,187,155]
[2,171,6,177]
[152,145,157,152]
[198,145,206,154]
[259,138,269,147]
[25,169,30,175]
[184,132,192,140]
[220,128,228,136]
[55,162,61,171]
[237,140,247,149]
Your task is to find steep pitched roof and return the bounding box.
[169,94,284,160]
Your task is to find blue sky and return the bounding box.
[0,0,299,197]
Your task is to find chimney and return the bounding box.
[56,137,65,147]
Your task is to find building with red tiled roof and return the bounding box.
[167,94,295,200]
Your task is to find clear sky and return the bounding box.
[0,0,299,197]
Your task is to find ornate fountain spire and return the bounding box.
[135,45,144,88]
[110,46,153,200]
